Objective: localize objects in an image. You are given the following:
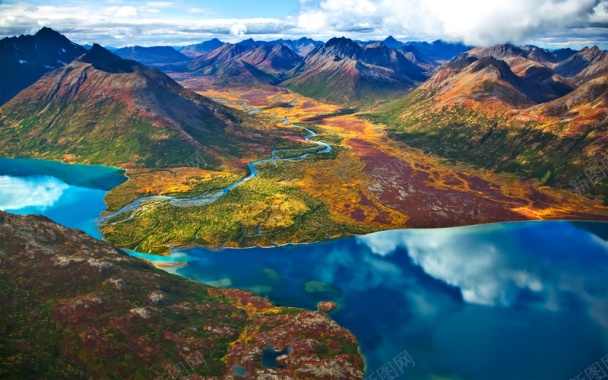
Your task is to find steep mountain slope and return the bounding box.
[521,45,558,64]
[370,49,608,201]
[0,211,364,379]
[279,37,324,56]
[399,45,435,71]
[0,44,282,168]
[465,43,579,78]
[467,43,528,62]
[553,48,578,61]
[382,36,404,49]
[362,42,428,80]
[0,27,86,106]
[420,54,573,106]
[230,37,323,56]
[466,44,606,86]
[186,43,247,73]
[186,43,284,87]
[113,45,191,68]
[238,44,304,78]
[554,46,608,83]
[404,40,472,62]
[179,38,224,58]
[284,37,427,103]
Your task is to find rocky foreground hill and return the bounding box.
[0,211,364,379]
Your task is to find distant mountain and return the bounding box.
[274,37,324,56]
[181,37,322,58]
[187,43,247,73]
[362,42,427,80]
[238,44,304,78]
[179,38,224,58]
[554,46,608,83]
[521,45,558,64]
[113,45,190,68]
[0,27,86,106]
[467,43,590,70]
[399,45,435,70]
[553,48,577,61]
[284,37,428,103]
[404,40,472,62]
[82,43,118,51]
[186,43,301,87]
[466,43,528,62]
[0,44,264,167]
[236,38,259,49]
[535,74,608,119]
[421,54,573,106]
[383,36,405,49]
[233,37,323,56]
[0,210,364,379]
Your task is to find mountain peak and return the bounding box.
[383,36,404,49]
[79,43,136,73]
[324,37,363,59]
[326,37,357,47]
[0,27,87,105]
[445,53,478,70]
[470,43,527,60]
[88,43,115,57]
[471,56,514,77]
[35,26,62,38]
[237,38,258,47]
[364,41,388,49]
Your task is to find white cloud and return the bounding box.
[0,175,68,211]
[188,7,208,14]
[0,0,605,47]
[146,1,173,7]
[230,22,247,36]
[591,0,608,22]
[295,0,605,46]
[112,5,138,19]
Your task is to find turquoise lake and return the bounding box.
[1,157,607,380]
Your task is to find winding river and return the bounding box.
[97,119,331,225]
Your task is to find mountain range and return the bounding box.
[113,45,190,68]
[78,35,469,103]
[178,36,459,103]
[185,42,303,87]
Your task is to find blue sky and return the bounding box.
[0,0,607,49]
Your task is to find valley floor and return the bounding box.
[100,86,608,254]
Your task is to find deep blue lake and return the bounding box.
[1,157,607,380]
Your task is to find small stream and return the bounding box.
[96,118,331,226]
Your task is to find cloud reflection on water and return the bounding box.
[357,222,608,328]
[0,175,68,211]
